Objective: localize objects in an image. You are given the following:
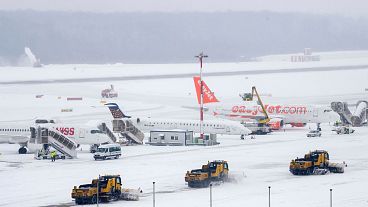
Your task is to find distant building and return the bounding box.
[291,48,320,62]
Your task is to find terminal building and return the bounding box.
[291,48,320,62]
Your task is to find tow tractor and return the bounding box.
[332,122,355,134]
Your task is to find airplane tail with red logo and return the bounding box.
[193,76,219,104]
[105,103,131,119]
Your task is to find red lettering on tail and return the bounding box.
[193,76,219,104]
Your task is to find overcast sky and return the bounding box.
[0,0,367,17]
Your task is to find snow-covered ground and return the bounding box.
[0,53,368,206]
[1,126,368,207]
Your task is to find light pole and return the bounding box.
[268,186,271,207]
[195,52,208,141]
[153,182,156,207]
[96,175,100,207]
[210,183,213,207]
[330,188,332,207]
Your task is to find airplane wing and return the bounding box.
[0,134,29,144]
[181,105,209,111]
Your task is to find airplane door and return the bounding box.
[226,126,230,133]
[79,129,85,138]
[313,108,318,118]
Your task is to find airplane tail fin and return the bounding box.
[24,47,42,67]
[105,103,131,119]
[193,76,219,104]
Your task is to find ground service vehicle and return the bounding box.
[101,85,118,98]
[241,86,271,124]
[71,175,122,205]
[307,130,321,137]
[185,160,229,188]
[93,143,121,160]
[289,150,345,175]
[332,125,355,134]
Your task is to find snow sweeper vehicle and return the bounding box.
[185,160,229,188]
[289,150,346,175]
[71,175,140,205]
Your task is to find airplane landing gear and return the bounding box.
[18,147,27,154]
[317,123,321,131]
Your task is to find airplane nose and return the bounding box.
[242,128,252,135]
[332,111,340,119]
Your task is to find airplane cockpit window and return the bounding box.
[91,130,103,134]
[35,119,49,124]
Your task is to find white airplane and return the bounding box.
[193,76,340,129]
[105,103,251,136]
[0,119,112,154]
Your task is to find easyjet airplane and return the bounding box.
[193,76,340,129]
[0,119,112,154]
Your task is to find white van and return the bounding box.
[93,144,121,160]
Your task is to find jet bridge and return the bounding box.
[331,102,353,125]
[351,101,368,126]
[30,126,78,158]
[331,101,368,127]
[112,119,144,144]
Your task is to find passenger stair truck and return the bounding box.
[112,119,144,144]
[31,126,78,159]
[106,103,144,144]
[98,122,118,143]
[88,122,119,153]
[331,101,368,127]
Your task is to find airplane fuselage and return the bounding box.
[0,123,110,145]
[131,117,251,136]
[207,102,340,124]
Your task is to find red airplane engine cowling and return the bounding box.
[269,118,284,130]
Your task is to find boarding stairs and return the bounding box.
[97,122,118,143]
[31,126,78,158]
[112,119,144,144]
[331,102,353,125]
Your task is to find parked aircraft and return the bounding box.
[193,76,340,129]
[0,119,111,154]
[105,103,251,137]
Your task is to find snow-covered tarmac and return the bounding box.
[1,126,368,207]
[0,55,368,206]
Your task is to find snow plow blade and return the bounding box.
[328,163,346,173]
[120,188,142,201]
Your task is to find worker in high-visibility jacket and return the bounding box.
[50,151,57,162]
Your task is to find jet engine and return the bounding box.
[18,142,42,154]
[268,118,284,130]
